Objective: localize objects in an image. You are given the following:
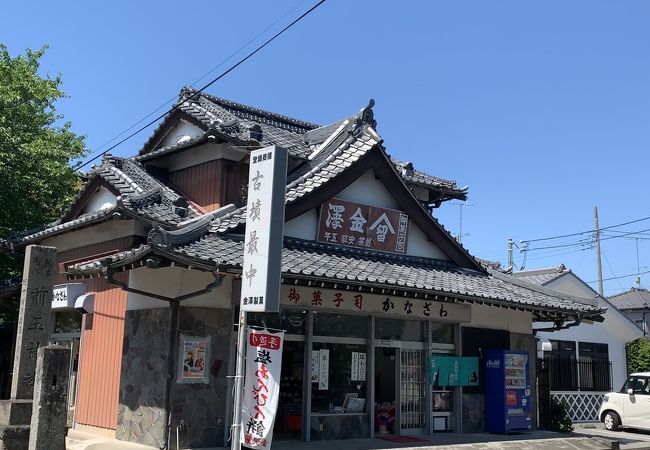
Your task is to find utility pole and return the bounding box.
[594,207,604,297]
[508,238,514,270]
[636,238,642,288]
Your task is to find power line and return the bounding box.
[79,0,309,160]
[587,268,650,284]
[75,0,326,171]
[521,215,650,244]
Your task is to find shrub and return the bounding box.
[549,397,573,432]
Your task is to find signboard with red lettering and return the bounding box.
[317,198,409,254]
[241,328,285,450]
[281,286,471,323]
[240,146,288,312]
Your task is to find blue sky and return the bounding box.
[3,1,649,296]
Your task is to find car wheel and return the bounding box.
[603,411,620,431]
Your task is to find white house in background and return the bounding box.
[513,264,642,423]
[608,287,650,336]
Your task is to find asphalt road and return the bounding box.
[575,422,650,447]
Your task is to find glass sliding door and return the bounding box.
[399,349,426,435]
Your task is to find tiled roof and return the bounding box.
[11,156,202,245]
[67,235,603,319]
[391,159,468,201]
[286,124,380,202]
[513,265,568,286]
[608,288,650,310]
[11,206,118,245]
[141,88,318,159]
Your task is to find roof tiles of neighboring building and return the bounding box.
[512,265,568,286]
[608,288,650,310]
[66,234,603,318]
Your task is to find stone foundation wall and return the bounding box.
[116,308,169,447]
[171,307,231,449]
[116,307,232,449]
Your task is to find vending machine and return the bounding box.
[484,350,532,433]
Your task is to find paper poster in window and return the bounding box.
[311,350,320,383]
[318,349,329,390]
[177,335,210,384]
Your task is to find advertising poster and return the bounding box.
[241,328,284,450]
[311,350,320,383]
[429,355,479,387]
[318,349,329,390]
[178,335,210,383]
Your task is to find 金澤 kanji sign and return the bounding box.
[240,146,288,312]
[317,198,409,254]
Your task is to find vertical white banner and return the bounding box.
[358,352,367,381]
[241,328,284,450]
[318,349,329,390]
[311,350,320,384]
[240,146,288,312]
[351,352,359,382]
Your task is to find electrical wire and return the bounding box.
[601,249,626,292]
[587,269,650,284]
[78,0,309,159]
[74,0,326,171]
[521,216,650,244]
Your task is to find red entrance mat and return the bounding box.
[378,435,427,443]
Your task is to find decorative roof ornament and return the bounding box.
[179,85,200,102]
[353,99,377,136]
[147,226,169,246]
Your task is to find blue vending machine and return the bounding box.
[484,350,532,433]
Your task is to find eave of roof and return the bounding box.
[64,235,604,322]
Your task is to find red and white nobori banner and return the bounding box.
[241,328,284,450]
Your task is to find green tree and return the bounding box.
[0,44,87,319]
[626,338,650,374]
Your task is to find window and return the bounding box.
[375,318,425,342]
[313,313,368,338]
[431,322,454,344]
[247,309,306,335]
[311,343,367,413]
[625,377,650,395]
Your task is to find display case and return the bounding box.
[484,350,532,433]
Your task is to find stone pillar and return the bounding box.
[0,245,57,450]
[28,345,70,450]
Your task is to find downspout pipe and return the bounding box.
[106,267,224,450]
[533,316,582,334]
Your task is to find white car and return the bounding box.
[599,372,650,431]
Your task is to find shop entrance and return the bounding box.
[374,346,426,436]
[374,347,397,434]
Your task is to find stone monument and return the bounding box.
[28,345,71,450]
[0,245,57,450]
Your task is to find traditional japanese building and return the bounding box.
[5,88,604,449]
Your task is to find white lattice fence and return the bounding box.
[551,391,607,422]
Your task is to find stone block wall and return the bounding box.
[115,307,232,449]
[116,308,169,447]
[170,307,231,449]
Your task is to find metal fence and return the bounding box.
[544,357,612,392]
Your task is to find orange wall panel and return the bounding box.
[55,237,133,430]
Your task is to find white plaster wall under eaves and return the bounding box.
[81,187,117,214]
[283,169,449,260]
[159,120,204,148]
[126,266,232,310]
